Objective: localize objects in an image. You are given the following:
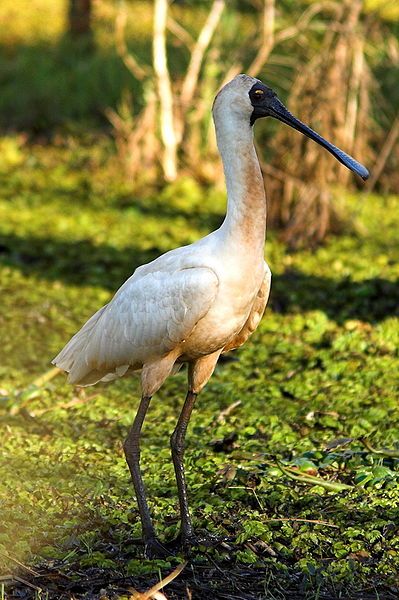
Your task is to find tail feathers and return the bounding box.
[52,304,122,386]
[67,364,130,387]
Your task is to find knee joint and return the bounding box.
[123,437,140,459]
[170,431,184,456]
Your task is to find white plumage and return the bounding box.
[54,76,272,397]
[54,263,219,386]
[53,74,368,556]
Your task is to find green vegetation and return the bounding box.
[0,0,243,131]
[0,136,398,598]
[3,0,398,249]
[1,0,398,597]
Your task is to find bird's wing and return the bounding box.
[222,262,271,353]
[53,266,219,383]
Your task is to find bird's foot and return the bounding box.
[144,537,173,559]
[168,529,231,555]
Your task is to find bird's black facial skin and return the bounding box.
[249,82,277,126]
[248,81,369,180]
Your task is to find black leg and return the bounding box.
[124,395,168,558]
[170,390,198,545]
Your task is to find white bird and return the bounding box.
[53,74,369,557]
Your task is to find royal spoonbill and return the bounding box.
[53,74,369,557]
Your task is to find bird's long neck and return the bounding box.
[216,118,267,256]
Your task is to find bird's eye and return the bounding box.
[252,89,264,101]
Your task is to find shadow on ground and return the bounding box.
[0,39,148,132]
[4,555,397,600]
[1,231,398,324]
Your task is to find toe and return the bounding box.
[144,537,173,559]
[179,530,231,553]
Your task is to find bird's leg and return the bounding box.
[170,390,198,546]
[124,395,168,558]
[169,352,225,552]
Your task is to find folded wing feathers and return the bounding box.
[53,267,218,386]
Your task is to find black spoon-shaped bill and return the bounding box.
[268,97,369,180]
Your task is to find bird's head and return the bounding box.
[213,74,369,180]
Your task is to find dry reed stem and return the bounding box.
[153,0,178,181]
[366,113,399,192]
[167,16,194,50]
[31,366,61,388]
[268,0,373,247]
[0,551,40,577]
[129,562,187,600]
[247,0,275,77]
[0,575,42,592]
[115,3,148,80]
[216,400,242,423]
[263,518,339,528]
[221,0,336,87]
[180,0,225,113]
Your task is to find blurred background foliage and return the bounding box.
[0,0,398,245]
[1,4,399,596]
